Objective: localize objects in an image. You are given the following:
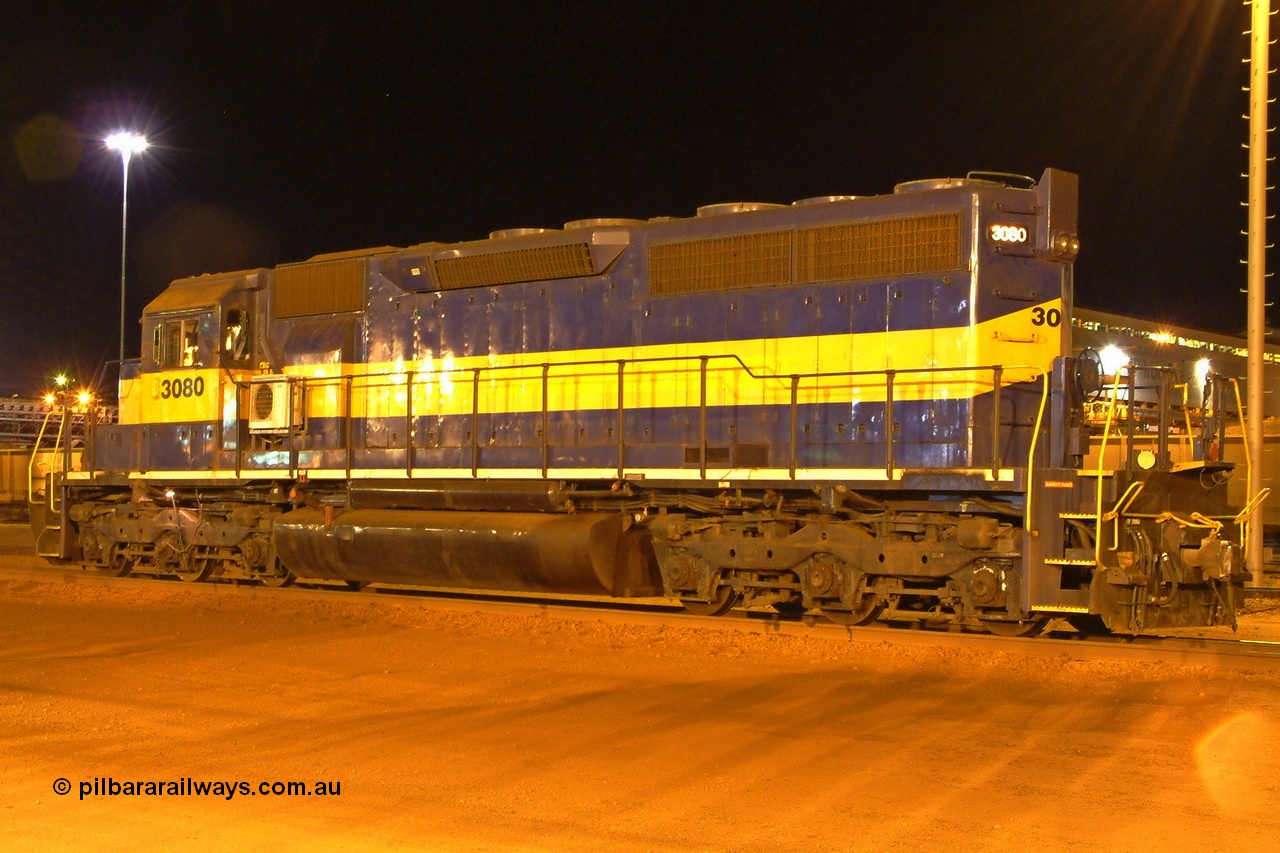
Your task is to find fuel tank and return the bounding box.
[273,508,660,596]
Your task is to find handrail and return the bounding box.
[1144,509,1223,539]
[1236,488,1271,524]
[1104,481,1146,522]
[540,364,550,477]
[1234,487,1272,547]
[1172,383,1195,458]
[991,366,1004,479]
[788,375,799,478]
[1230,378,1252,473]
[1189,512,1225,539]
[470,367,481,477]
[288,375,299,478]
[1023,371,1051,537]
[698,356,709,479]
[250,353,1050,480]
[1227,377,1266,551]
[1125,369,1137,470]
[27,409,58,505]
[325,351,1043,390]
[54,405,69,504]
[1094,371,1124,567]
[1104,480,1146,552]
[234,380,243,479]
[616,361,626,479]
[884,369,896,478]
[405,369,415,478]
[344,375,354,479]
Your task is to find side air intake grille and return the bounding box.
[274,258,366,318]
[433,243,596,290]
[797,212,961,282]
[647,212,963,295]
[649,231,791,295]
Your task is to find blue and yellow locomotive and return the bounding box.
[35,168,1250,633]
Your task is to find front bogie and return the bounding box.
[67,488,289,585]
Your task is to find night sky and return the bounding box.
[0,0,1261,396]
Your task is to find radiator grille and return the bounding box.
[797,212,961,282]
[433,243,595,289]
[273,258,366,318]
[649,231,791,295]
[648,212,962,295]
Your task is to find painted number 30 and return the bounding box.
[1031,307,1062,327]
[160,377,205,399]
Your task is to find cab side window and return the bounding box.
[153,317,202,368]
[224,309,250,363]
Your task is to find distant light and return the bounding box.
[1150,330,1175,345]
[42,393,56,405]
[105,131,149,157]
[1099,345,1130,376]
[53,374,69,388]
[1195,358,1212,389]
[76,390,93,406]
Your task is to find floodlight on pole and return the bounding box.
[105,131,149,365]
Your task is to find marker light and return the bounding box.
[1053,232,1080,259]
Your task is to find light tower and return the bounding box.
[104,131,149,365]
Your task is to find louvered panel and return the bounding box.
[797,212,961,282]
[273,258,366,318]
[433,243,595,289]
[649,231,791,295]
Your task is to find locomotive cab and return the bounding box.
[88,270,265,475]
[142,273,258,372]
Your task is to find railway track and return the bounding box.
[3,561,1278,670]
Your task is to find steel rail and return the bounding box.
[2,563,1278,669]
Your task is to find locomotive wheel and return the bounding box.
[154,533,211,583]
[821,594,884,627]
[95,546,135,578]
[680,586,740,617]
[979,616,1048,637]
[174,554,213,583]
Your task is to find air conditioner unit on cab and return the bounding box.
[248,376,301,434]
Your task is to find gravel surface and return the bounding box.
[2,523,1278,852]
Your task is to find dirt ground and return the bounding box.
[1,523,1279,852]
